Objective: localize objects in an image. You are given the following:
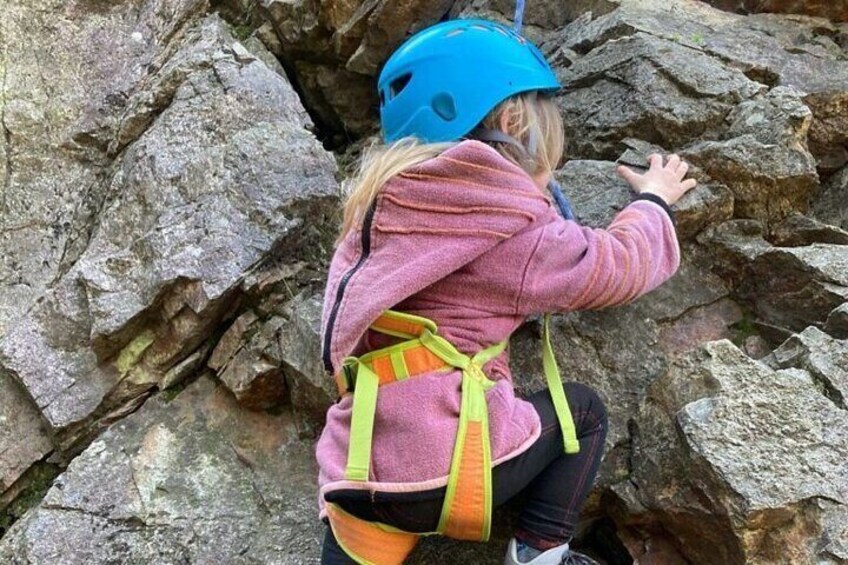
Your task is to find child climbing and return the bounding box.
[315,18,696,565]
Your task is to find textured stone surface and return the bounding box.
[278,293,337,435]
[553,0,848,173]
[766,326,848,409]
[813,165,848,230]
[0,374,324,564]
[259,0,454,141]
[557,31,763,160]
[770,213,848,247]
[706,220,848,332]
[704,0,848,22]
[826,303,848,339]
[2,0,848,562]
[0,375,54,502]
[682,86,818,225]
[209,311,288,411]
[0,0,207,333]
[0,13,339,453]
[625,340,848,564]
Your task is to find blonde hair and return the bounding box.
[336,90,564,244]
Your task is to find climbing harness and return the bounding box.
[324,311,579,565]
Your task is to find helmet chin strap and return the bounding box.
[464,126,534,156]
[463,127,575,220]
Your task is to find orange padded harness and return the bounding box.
[324,310,578,564]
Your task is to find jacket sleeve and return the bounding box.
[515,199,681,314]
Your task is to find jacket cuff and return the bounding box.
[633,193,675,226]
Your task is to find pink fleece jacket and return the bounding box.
[315,139,680,519]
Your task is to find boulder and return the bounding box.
[0,374,325,564]
[623,340,848,564]
[703,0,848,22]
[208,311,288,411]
[706,220,848,333]
[259,0,453,141]
[812,165,848,230]
[764,326,848,409]
[0,13,339,456]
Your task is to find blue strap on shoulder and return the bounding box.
[548,178,575,221]
[466,127,576,221]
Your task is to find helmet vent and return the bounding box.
[389,73,412,99]
[431,92,456,121]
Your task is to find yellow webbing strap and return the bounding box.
[341,312,451,482]
[430,338,506,541]
[338,310,579,550]
[542,313,580,453]
[344,356,380,481]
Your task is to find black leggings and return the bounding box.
[321,382,609,563]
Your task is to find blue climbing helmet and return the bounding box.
[378,18,562,143]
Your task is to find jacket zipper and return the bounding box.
[322,199,378,374]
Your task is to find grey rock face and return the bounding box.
[683,86,818,225]
[278,293,338,434]
[557,31,763,160]
[553,0,848,173]
[0,374,324,564]
[259,0,454,141]
[2,0,848,562]
[0,0,206,333]
[703,0,848,22]
[0,12,339,454]
[813,165,848,230]
[770,213,848,247]
[0,374,54,508]
[706,220,848,332]
[765,326,848,409]
[626,340,848,564]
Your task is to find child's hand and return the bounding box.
[616,153,697,206]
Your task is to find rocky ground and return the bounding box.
[0,0,846,563]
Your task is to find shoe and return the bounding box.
[504,537,601,565]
